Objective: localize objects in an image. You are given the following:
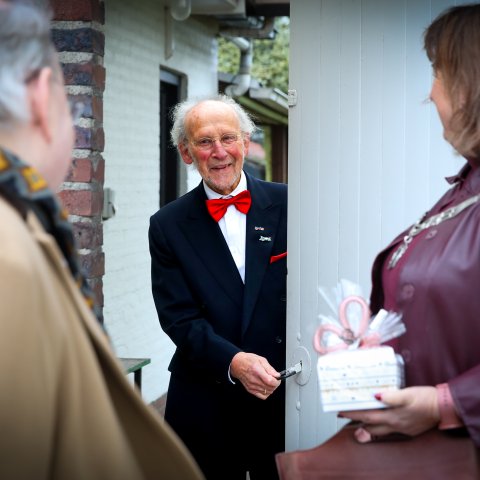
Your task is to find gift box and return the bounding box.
[317,346,404,412]
[314,280,406,413]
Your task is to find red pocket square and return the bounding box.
[270,252,287,264]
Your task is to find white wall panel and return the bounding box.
[287,0,462,450]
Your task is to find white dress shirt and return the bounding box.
[203,171,248,283]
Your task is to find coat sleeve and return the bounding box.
[449,366,480,446]
[148,214,241,381]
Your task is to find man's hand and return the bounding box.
[339,386,440,442]
[230,352,281,399]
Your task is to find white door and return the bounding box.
[286,0,461,450]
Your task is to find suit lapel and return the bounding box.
[241,175,281,335]
[178,184,244,308]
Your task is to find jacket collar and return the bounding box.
[178,172,282,334]
[446,160,480,190]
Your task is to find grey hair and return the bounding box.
[0,1,57,129]
[170,94,256,148]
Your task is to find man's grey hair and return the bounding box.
[170,94,256,149]
[0,1,57,128]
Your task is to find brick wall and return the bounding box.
[51,0,106,320]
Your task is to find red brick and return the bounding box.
[87,277,104,308]
[94,155,105,183]
[51,0,104,24]
[74,126,105,151]
[63,62,93,86]
[65,154,105,183]
[73,220,103,249]
[67,93,93,119]
[93,64,106,91]
[58,189,103,216]
[52,28,105,55]
[66,158,93,182]
[93,127,105,151]
[80,249,105,277]
[74,127,91,149]
[92,95,103,122]
[63,63,105,91]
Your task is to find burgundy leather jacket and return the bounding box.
[370,163,480,446]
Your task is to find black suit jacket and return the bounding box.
[149,172,287,383]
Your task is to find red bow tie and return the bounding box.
[206,190,251,222]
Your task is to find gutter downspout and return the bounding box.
[223,36,253,97]
[220,17,276,98]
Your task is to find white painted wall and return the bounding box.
[102,0,218,402]
[287,0,462,450]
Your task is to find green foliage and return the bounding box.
[218,17,289,93]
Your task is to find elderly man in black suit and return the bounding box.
[149,95,288,479]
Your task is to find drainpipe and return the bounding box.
[223,36,253,97]
[220,17,276,98]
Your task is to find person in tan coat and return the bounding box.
[0,1,203,479]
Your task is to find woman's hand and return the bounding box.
[338,386,440,443]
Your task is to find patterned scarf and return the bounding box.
[0,147,97,318]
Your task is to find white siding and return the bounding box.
[287,0,462,449]
[103,0,218,402]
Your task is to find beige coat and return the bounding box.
[0,197,204,480]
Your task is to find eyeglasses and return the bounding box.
[190,133,241,150]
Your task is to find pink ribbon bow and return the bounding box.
[313,295,380,355]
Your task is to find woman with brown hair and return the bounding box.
[276,5,480,478]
